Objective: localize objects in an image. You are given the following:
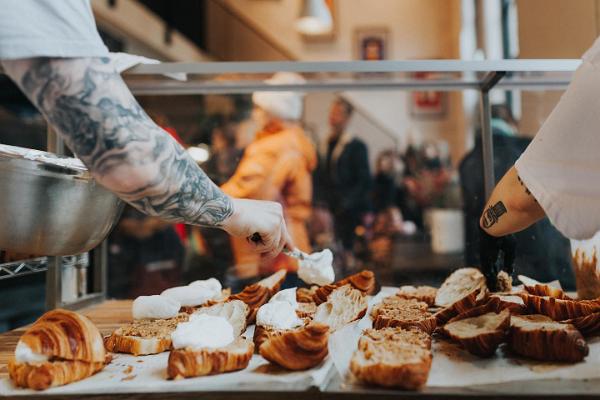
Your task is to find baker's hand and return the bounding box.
[479,226,516,291]
[222,198,293,258]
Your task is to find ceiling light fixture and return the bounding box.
[295,0,333,36]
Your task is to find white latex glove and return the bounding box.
[222,198,294,258]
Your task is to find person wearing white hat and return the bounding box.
[479,35,600,289]
[222,72,317,285]
[0,0,293,261]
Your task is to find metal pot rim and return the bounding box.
[0,144,90,179]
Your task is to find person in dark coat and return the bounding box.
[314,97,372,251]
[459,105,574,289]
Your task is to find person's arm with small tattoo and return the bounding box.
[479,166,546,237]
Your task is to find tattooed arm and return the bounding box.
[479,166,546,237]
[1,57,291,257]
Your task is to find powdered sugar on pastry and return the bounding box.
[298,249,335,286]
[132,295,181,320]
[256,302,303,330]
[171,314,234,349]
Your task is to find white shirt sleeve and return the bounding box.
[0,0,108,60]
[515,57,600,240]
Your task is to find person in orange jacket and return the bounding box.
[222,73,317,286]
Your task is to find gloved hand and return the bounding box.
[479,226,516,291]
[222,198,294,259]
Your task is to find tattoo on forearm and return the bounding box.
[482,201,507,228]
[11,58,233,226]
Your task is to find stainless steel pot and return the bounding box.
[0,145,124,256]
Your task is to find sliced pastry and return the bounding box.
[313,270,376,304]
[253,300,305,350]
[259,322,329,370]
[104,313,188,356]
[358,327,432,350]
[509,314,589,362]
[229,270,287,323]
[313,285,368,331]
[435,267,487,307]
[396,285,437,306]
[297,286,318,303]
[371,297,436,335]
[192,300,249,337]
[167,314,253,379]
[350,327,432,390]
[9,309,108,390]
[442,309,511,357]
[434,285,488,326]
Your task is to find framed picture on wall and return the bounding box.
[354,27,390,61]
[410,72,447,119]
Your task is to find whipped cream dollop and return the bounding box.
[269,287,298,309]
[256,301,303,330]
[297,249,335,286]
[15,341,49,363]
[132,295,181,320]
[161,284,217,307]
[171,314,234,350]
[189,277,222,294]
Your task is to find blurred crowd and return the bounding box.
[106,73,462,298]
[106,78,575,298]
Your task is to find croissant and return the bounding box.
[259,323,329,370]
[448,295,525,322]
[9,309,107,390]
[519,293,600,320]
[337,270,376,295]
[8,359,105,391]
[167,338,254,379]
[296,302,317,319]
[229,284,270,324]
[563,312,600,337]
[518,275,570,299]
[509,315,588,362]
[313,270,377,304]
[443,309,511,357]
[256,269,287,296]
[253,325,284,351]
[19,309,105,363]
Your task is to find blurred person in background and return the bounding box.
[314,97,372,268]
[401,142,452,230]
[184,116,243,284]
[222,72,317,290]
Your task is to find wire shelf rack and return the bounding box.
[0,257,48,280]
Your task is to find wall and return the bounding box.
[207,0,467,165]
[517,0,600,135]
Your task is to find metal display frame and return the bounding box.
[0,59,581,311]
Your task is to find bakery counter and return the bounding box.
[1,300,600,400]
